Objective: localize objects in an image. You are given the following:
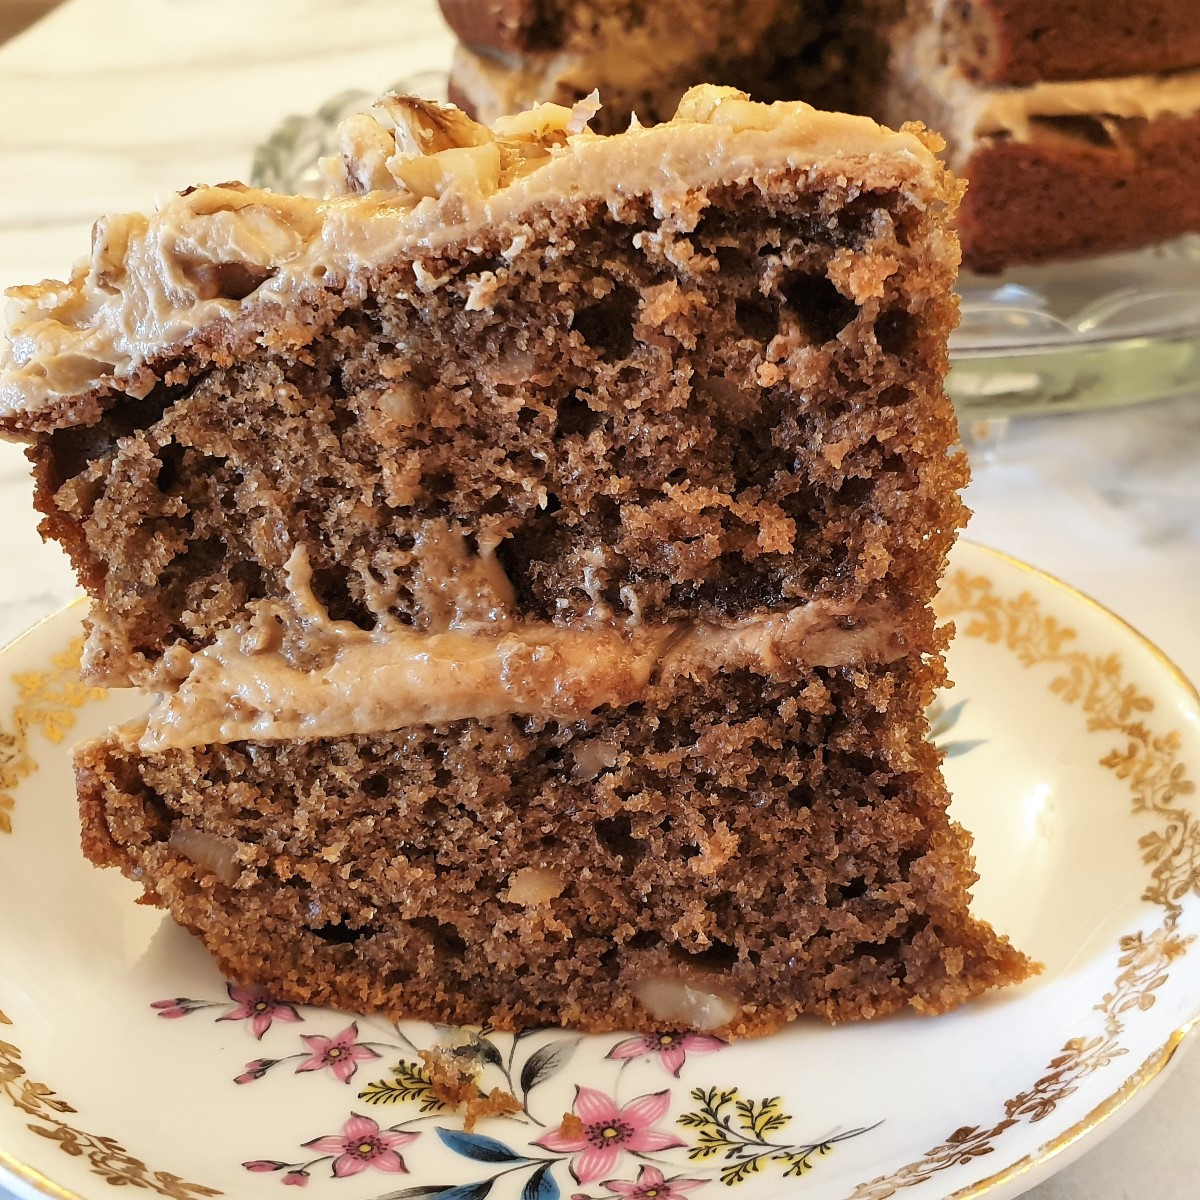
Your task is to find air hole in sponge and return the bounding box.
[362,774,388,800]
[714,245,753,273]
[874,308,918,357]
[330,405,356,437]
[48,385,180,482]
[734,297,780,343]
[155,443,186,493]
[838,879,869,902]
[181,535,225,573]
[681,939,740,970]
[422,469,456,498]
[229,557,264,599]
[422,797,449,825]
[311,920,377,944]
[555,392,601,438]
[781,273,859,344]
[789,786,814,811]
[835,194,885,246]
[843,936,896,968]
[595,812,642,865]
[626,929,661,952]
[144,789,179,839]
[412,917,468,959]
[854,936,906,977]
[572,284,638,362]
[1028,114,1115,147]
[310,567,376,631]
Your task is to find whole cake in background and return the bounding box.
[440,0,1200,272]
[0,86,1035,1034]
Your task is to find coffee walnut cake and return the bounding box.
[0,86,1034,1034]
[442,0,1200,271]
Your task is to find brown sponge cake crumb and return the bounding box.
[31,174,964,689]
[77,657,1029,1032]
[417,1048,522,1130]
[936,0,1200,87]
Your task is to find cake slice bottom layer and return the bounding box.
[77,658,1034,1034]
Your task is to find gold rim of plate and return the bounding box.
[941,550,1200,1200]
[1,542,1198,1200]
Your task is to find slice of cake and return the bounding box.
[440,0,1200,271]
[0,87,1035,1033]
[442,1,900,136]
[882,14,1200,271]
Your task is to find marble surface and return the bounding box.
[0,2,1198,1197]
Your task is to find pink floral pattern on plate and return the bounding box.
[573,1163,706,1200]
[245,1112,418,1185]
[236,1022,384,1085]
[606,1034,725,1079]
[152,992,881,1195]
[535,1087,685,1183]
[154,983,301,1039]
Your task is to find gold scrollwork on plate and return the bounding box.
[848,567,1199,1200]
[0,636,104,836]
[0,638,218,1198]
[0,1006,218,1199]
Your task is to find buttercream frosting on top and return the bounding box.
[0,84,942,434]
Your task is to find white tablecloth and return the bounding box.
[0,3,1197,1197]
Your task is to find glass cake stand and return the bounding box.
[251,77,1200,422]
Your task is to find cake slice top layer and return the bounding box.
[0,85,946,437]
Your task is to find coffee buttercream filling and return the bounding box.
[896,24,1200,156]
[135,546,911,752]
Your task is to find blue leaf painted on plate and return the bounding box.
[379,1187,462,1200]
[435,1183,497,1200]
[928,697,968,738]
[942,738,988,758]
[381,1182,497,1200]
[522,1163,560,1200]
[437,1128,527,1163]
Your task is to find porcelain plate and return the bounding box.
[1,542,1199,1200]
